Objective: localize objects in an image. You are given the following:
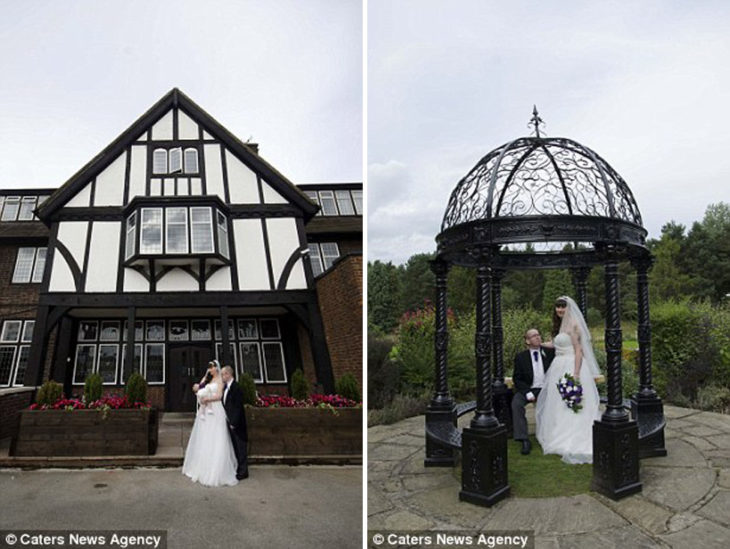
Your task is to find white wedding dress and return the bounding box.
[535,332,602,464]
[182,382,238,486]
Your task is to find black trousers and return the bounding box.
[228,425,249,476]
[511,388,542,441]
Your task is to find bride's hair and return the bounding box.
[551,297,568,337]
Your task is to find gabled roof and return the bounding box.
[37,88,318,221]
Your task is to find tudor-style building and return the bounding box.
[0,89,361,416]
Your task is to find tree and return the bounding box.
[367,260,401,333]
[398,253,436,313]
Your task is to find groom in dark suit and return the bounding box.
[221,366,249,480]
[512,328,555,455]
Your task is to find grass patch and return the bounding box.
[505,435,592,497]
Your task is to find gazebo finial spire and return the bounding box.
[529,105,545,138]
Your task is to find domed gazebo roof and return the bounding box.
[436,109,649,268]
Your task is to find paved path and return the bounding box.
[368,405,730,548]
[0,465,362,549]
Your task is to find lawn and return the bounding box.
[504,435,592,497]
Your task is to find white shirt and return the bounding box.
[530,348,545,389]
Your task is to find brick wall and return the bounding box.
[0,388,35,439]
[315,254,362,393]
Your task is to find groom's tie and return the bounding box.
[533,350,539,363]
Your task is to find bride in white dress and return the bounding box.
[536,296,602,464]
[182,360,238,486]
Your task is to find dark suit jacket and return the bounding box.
[222,380,248,440]
[513,346,555,396]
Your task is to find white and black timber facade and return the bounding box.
[0,89,362,415]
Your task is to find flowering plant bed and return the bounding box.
[11,395,158,457]
[255,393,360,409]
[247,394,361,457]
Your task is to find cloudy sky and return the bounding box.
[0,0,361,190]
[368,0,730,264]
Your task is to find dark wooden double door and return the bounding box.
[168,343,213,412]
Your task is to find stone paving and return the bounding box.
[368,405,730,548]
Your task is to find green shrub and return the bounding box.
[501,308,552,376]
[84,373,103,403]
[36,380,63,406]
[290,369,310,401]
[651,300,719,403]
[367,330,398,409]
[125,372,147,404]
[238,373,257,405]
[695,384,730,414]
[367,392,429,426]
[336,372,361,403]
[586,307,603,328]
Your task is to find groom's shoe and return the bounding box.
[520,439,532,455]
[237,472,249,480]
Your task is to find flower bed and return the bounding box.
[11,395,158,457]
[247,393,361,457]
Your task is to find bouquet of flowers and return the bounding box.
[556,373,583,413]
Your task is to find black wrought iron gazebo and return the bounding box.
[424,109,667,506]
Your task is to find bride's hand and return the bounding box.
[573,370,580,379]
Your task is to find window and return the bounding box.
[125,205,228,260]
[140,208,163,254]
[308,242,340,276]
[21,321,35,342]
[120,344,143,383]
[351,190,363,214]
[320,243,340,270]
[165,208,188,253]
[125,212,137,260]
[191,320,211,340]
[305,191,320,208]
[153,149,168,174]
[239,342,263,382]
[0,320,35,386]
[318,190,338,216]
[309,245,324,276]
[191,207,214,253]
[122,320,144,341]
[1,321,22,343]
[262,343,287,383]
[217,211,229,259]
[12,248,36,283]
[260,318,280,339]
[78,321,98,341]
[97,344,119,384]
[146,320,165,341]
[0,347,17,387]
[145,344,165,383]
[184,148,199,173]
[169,147,182,173]
[169,320,188,341]
[18,196,37,221]
[1,197,20,221]
[237,319,257,340]
[151,147,198,175]
[73,345,96,384]
[335,190,355,215]
[215,342,237,371]
[12,247,46,284]
[100,321,120,341]
[32,248,46,283]
[214,320,235,341]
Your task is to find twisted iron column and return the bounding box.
[491,269,506,384]
[471,265,498,430]
[429,259,453,409]
[633,256,657,398]
[571,267,591,318]
[603,257,629,423]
